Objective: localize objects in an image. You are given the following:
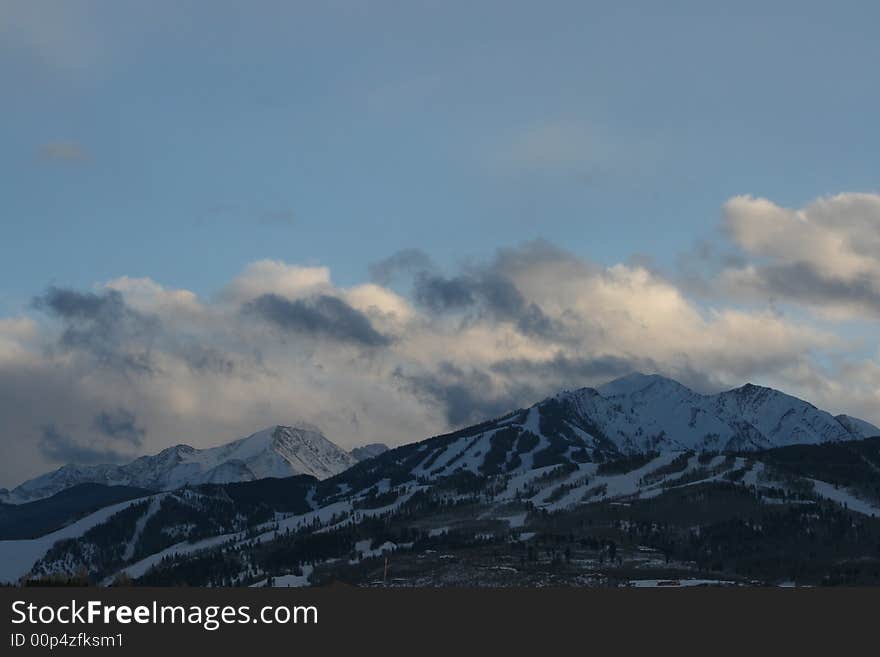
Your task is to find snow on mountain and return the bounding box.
[4,425,358,504]
[0,495,152,584]
[835,414,880,439]
[591,373,868,452]
[5,374,877,505]
[368,373,880,483]
[4,374,879,585]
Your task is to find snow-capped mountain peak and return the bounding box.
[386,373,880,484]
[595,372,686,398]
[590,374,877,452]
[6,374,878,505]
[3,424,358,504]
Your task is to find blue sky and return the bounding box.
[4,1,880,309]
[3,2,880,486]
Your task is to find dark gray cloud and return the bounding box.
[93,409,145,447]
[472,272,525,319]
[748,262,880,315]
[393,361,535,427]
[412,273,475,312]
[490,353,724,397]
[491,353,647,389]
[244,293,392,347]
[373,242,573,341]
[513,302,566,340]
[179,343,238,375]
[34,287,121,319]
[412,272,526,317]
[32,287,159,373]
[39,425,130,466]
[492,239,595,277]
[412,269,566,341]
[368,249,434,285]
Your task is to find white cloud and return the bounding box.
[719,193,880,317]
[104,277,201,315]
[222,260,332,302]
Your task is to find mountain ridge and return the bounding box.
[333,372,879,490]
[5,373,877,504]
[3,371,880,585]
[2,425,361,504]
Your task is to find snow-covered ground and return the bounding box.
[117,531,235,580]
[353,539,399,560]
[0,495,152,583]
[810,479,880,516]
[122,493,166,561]
[4,424,356,504]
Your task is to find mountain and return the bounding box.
[3,373,880,586]
[10,373,874,506]
[333,373,878,488]
[3,425,358,504]
[0,483,152,540]
[350,443,389,461]
[593,373,876,452]
[835,414,880,439]
[8,435,880,587]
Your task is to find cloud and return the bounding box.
[103,277,201,317]
[38,141,88,162]
[716,193,880,317]
[5,207,880,488]
[243,293,393,347]
[409,251,568,342]
[368,249,434,286]
[393,362,534,427]
[93,408,145,447]
[34,287,114,319]
[32,287,159,374]
[344,284,414,323]
[39,425,130,465]
[412,273,475,312]
[222,260,331,302]
[490,353,653,390]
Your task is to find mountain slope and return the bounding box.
[9,437,880,587]
[324,373,878,491]
[6,373,880,586]
[351,443,389,461]
[835,414,880,439]
[595,373,869,452]
[5,373,877,505]
[4,425,357,504]
[0,483,152,540]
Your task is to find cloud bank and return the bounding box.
[2,192,880,487]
